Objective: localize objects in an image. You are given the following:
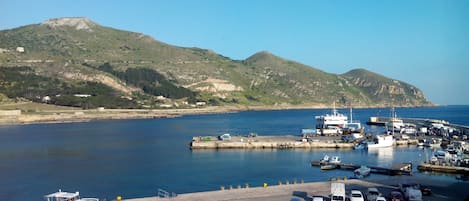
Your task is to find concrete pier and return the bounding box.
[190,135,419,149]
[191,135,354,149]
[417,162,469,174]
[123,179,392,201]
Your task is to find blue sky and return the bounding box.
[1,0,468,105]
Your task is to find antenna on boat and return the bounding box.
[333,101,338,116]
[391,107,395,136]
[349,105,353,123]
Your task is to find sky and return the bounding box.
[1,0,468,105]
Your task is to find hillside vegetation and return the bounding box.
[0,17,431,109]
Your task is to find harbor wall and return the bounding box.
[191,140,355,149]
[190,135,418,149]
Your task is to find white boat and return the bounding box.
[329,156,341,164]
[320,155,330,163]
[354,165,371,178]
[315,103,348,135]
[45,189,99,201]
[387,107,404,132]
[424,138,441,147]
[366,135,394,149]
[417,139,425,147]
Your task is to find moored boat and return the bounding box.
[354,165,371,178]
[329,156,341,164]
[315,103,348,135]
[366,135,394,149]
[417,139,425,147]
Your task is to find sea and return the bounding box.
[0,106,468,201]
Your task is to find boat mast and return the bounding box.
[391,107,395,136]
[349,106,353,123]
[332,102,337,116]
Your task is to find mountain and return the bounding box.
[0,17,431,108]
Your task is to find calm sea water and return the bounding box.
[0,106,468,200]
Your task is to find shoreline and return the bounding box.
[0,104,437,126]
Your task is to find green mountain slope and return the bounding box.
[0,17,431,108]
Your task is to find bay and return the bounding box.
[0,106,468,200]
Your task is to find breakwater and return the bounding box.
[190,135,418,149]
[418,163,469,175]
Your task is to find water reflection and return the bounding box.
[367,147,394,166]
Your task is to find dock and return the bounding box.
[191,135,355,149]
[417,162,469,175]
[123,179,399,201]
[367,116,469,134]
[311,160,412,176]
[190,135,419,149]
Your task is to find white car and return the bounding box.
[350,190,365,201]
[376,196,387,201]
[306,195,325,201]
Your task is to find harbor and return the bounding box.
[3,106,469,201]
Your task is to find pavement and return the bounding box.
[124,177,468,201]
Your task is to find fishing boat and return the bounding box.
[366,135,394,149]
[353,143,366,150]
[319,155,341,170]
[424,138,441,148]
[354,165,371,178]
[387,107,404,132]
[329,156,341,164]
[320,155,330,164]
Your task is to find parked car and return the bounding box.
[399,183,423,201]
[311,196,325,201]
[350,190,365,201]
[375,196,387,201]
[366,187,381,201]
[388,190,404,201]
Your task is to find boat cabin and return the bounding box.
[45,190,80,201]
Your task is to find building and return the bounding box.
[73,94,92,98]
[196,102,206,106]
[16,47,25,53]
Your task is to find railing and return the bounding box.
[157,188,177,199]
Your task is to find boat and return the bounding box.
[353,143,366,150]
[315,103,348,135]
[366,135,394,149]
[387,107,404,132]
[319,155,341,170]
[320,154,330,163]
[446,144,457,154]
[417,139,425,147]
[434,150,451,160]
[354,165,371,178]
[343,107,364,135]
[329,156,341,164]
[45,189,99,201]
[424,138,441,148]
[401,124,417,135]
